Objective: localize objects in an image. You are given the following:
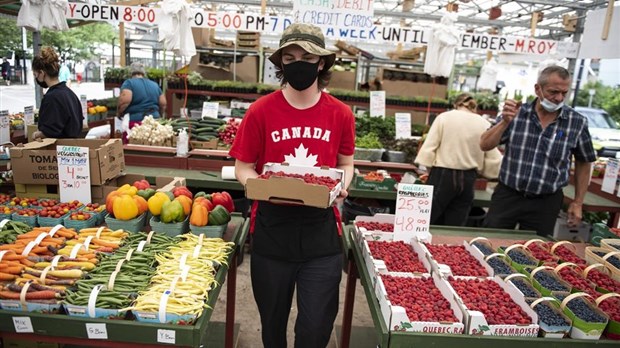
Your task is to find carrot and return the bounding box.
[0,290,58,300]
[91,239,120,248]
[0,272,17,281]
[2,266,24,275]
[1,254,26,261]
[0,245,24,251]
[0,260,22,267]
[16,231,48,239]
[19,258,36,267]
[55,230,77,239]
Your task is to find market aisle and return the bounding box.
[210,250,378,348]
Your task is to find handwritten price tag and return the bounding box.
[86,323,108,339]
[394,183,433,242]
[57,145,91,203]
[12,316,33,333]
[0,110,9,145]
[157,329,176,344]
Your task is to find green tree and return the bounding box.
[575,81,614,108]
[0,18,116,61]
[41,23,116,61]
[603,92,620,121]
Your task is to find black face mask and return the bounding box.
[283,60,320,91]
[35,76,48,89]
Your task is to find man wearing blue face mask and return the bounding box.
[480,65,596,236]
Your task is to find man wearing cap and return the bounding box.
[117,62,167,130]
[229,23,355,348]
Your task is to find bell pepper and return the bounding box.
[147,192,170,216]
[190,204,208,227]
[137,188,156,200]
[163,191,175,201]
[133,195,149,215]
[194,191,208,198]
[208,205,231,226]
[211,192,234,213]
[174,195,192,216]
[106,190,121,215]
[194,196,214,211]
[132,180,151,190]
[172,186,193,200]
[112,194,139,221]
[117,184,137,196]
[160,200,185,223]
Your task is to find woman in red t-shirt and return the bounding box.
[229,23,355,348]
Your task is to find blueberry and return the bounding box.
[594,250,620,269]
[507,249,538,266]
[533,271,571,292]
[532,302,570,326]
[472,241,494,256]
[510,278,541,298]
[487,257,515,276]
[565,298,607,323]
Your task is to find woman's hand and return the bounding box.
[32,131,45,140]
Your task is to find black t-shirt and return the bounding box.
[38,82,84,138]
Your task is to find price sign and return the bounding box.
[0,110,9,145]
[12,316,33,333]
[201,102,219,119]
[24,106,35,126]
[157,329,176,344]
[80,95,88,127]
[86,323,108,339]
[395,113,412,139]
[369,91,386,117]
[57,146,91,203]
[602,159,619,194]
[394,183,433,242]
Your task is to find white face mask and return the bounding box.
[540,97,564,112]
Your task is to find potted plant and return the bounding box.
[354,132,384,162]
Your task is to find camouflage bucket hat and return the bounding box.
[269,23,336,71]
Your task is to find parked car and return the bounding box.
[576,106,620,158]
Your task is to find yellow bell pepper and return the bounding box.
[112,194,139,220]
[147,192,170,216]
[117,184,138,196]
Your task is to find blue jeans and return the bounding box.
[251,252,342,348]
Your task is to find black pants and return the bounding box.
[251,252,342,348]
[427,167,477,226]
[484,182,564,236]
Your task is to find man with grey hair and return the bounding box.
[480,65,596,236]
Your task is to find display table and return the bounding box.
[0,214,250,348]
[339,225,618,348]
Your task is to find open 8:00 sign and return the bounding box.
[393,183,433,242]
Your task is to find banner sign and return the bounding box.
[65,4,579,58]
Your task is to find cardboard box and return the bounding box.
[329,70,356,90]
[14,183,105,204]
[190,139,218,149]
[10,138,124,185]
[354,173,398,191]
[374,272,465,334]
[245,163,344,209]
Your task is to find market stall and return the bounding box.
[0,214,249,348]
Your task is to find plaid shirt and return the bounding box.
[497,101,596,195]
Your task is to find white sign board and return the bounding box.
[86,323,108,339]
[24,106,35,126]
[12,317,33,333]
[57,146,91,203]
[201,102,219,119]
[395,113,412,139]
[394,183,433,242]
[579,6,620,59]
[157,329,176,344]
[369,91,386,118]
[64,5,580,58]
[602,159,620,194]
[0,110,9,145]
[80,95,88,127]
[292,0,374,29]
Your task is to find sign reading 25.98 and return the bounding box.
[394,183,433,242]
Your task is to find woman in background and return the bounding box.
[415,93,501,226]
[31,47,83,139]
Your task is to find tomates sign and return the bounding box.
[394,183,433,242]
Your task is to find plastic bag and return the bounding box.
[16,0,45,31]
[40,0,69,31]
[176,128,189,157]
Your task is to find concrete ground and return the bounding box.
[209,248,378,348]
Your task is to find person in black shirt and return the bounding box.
[31,47,83,139]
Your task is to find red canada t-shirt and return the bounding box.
[229,90,355,172]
